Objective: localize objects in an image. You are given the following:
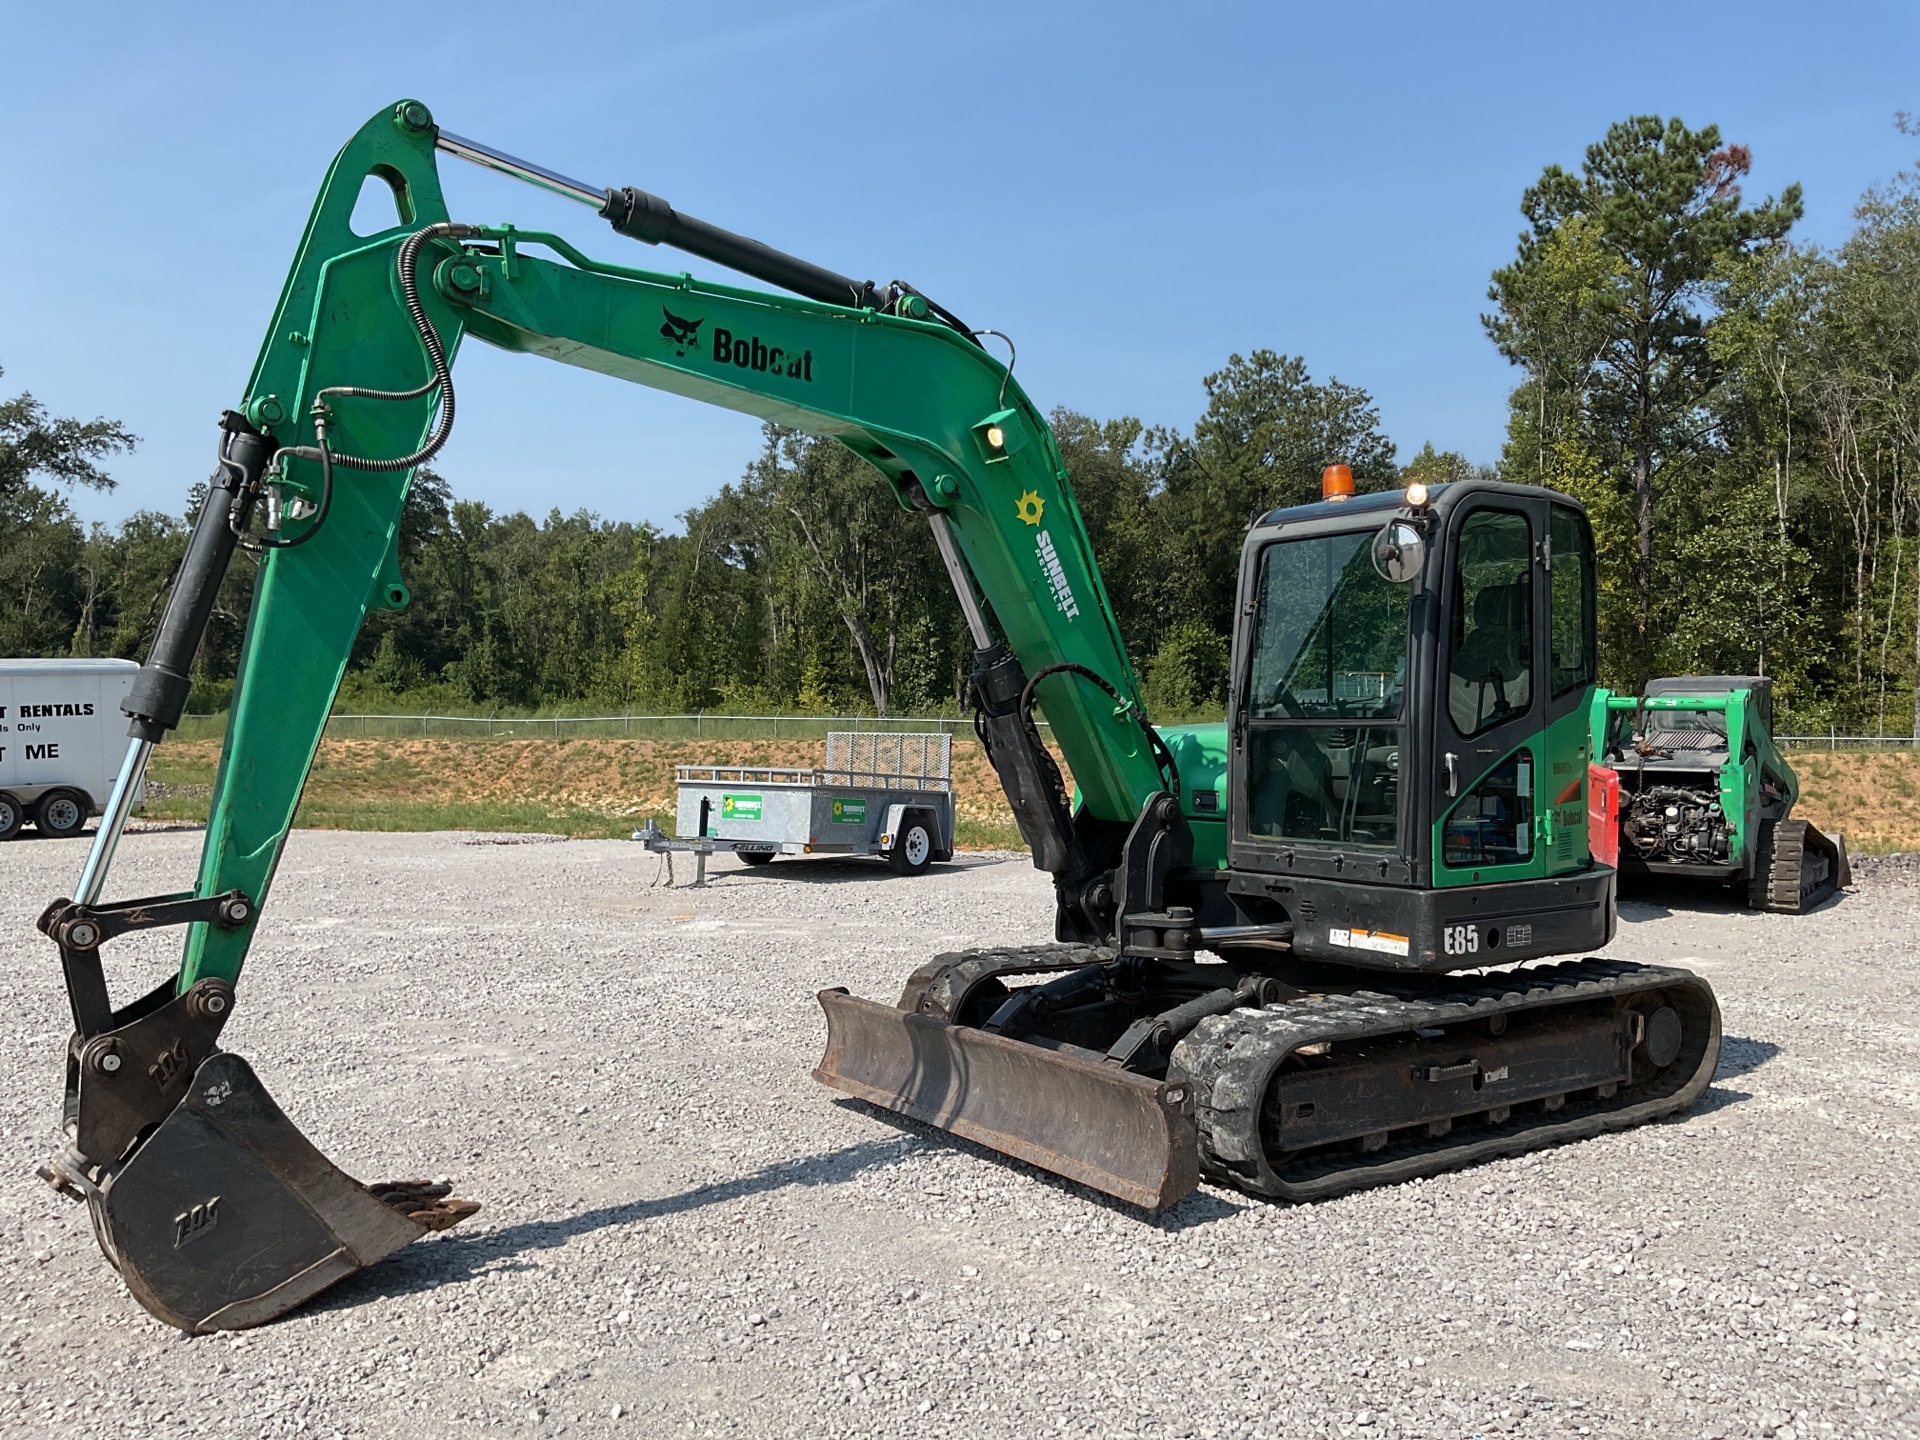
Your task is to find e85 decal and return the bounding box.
[1442,924,1480,956]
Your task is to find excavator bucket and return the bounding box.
[814,989,1200,1210]
[54,1052,476,1333]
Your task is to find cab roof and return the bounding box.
[1252,478,1576,532]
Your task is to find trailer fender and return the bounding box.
[879,803,917,851]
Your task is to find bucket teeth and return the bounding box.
[369,1180,483,1231]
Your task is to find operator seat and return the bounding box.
[1449,583,1530,734]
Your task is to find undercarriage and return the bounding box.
[816,940,1720,1210]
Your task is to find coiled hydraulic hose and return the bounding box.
[244,222,481,549]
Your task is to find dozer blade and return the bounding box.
[78,1052,477,1333]
[814,988,1199,1210]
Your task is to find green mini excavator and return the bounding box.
[37,101,1721,1333]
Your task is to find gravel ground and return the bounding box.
[0,829,1915,1440]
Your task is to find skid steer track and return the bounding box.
[1757,820,1850,913]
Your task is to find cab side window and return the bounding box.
[1448,510,1532,737]
[1550,504,1596,697]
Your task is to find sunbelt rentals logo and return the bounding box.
[1035,530,1080,621]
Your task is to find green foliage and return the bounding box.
[1400,443,1491,489]
[1150,350,1397,633]
[0,368,156,658]
[0,366,137,503]
[1140,622,1229,721]
[1487,116,1804,683]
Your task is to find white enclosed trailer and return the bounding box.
[0,658,143,840]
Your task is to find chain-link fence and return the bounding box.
[171,711,1920,752]
[171,712,1045,743]
[1777,734,1920,751]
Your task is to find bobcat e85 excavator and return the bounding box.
[36,101,1722,1333]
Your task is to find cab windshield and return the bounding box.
[1244,530,1411,849]
[1249,531,1410,720]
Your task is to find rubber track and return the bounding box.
[1764,820,1837,913]
[897,944,1114,1019]
[1172,957,1722,1203]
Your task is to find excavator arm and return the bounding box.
[39,100,1186,1330]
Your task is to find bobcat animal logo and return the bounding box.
[660,307,704,357]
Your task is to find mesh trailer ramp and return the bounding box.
[634,731,955,883]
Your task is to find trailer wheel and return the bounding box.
[35,790,86,839]
[0,794,20,842]
[740,850,776,866]
[888,815,935,876]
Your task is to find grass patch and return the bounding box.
[143,734,1064,849]
[1787,749,1920,854]
[953,816,1028,852]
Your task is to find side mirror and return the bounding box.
[1371,519,1426,583]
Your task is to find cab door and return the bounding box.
[1429,493,1553,898]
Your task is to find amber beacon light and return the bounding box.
[1321,463,1355,501]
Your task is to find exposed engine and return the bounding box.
[1622,783,1730,865]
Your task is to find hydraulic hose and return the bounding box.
[252,222,481,549]
[1018,663,1181,798]
[309,222,481,472]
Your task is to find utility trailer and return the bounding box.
[635,731,955,881]
[0,658,144,840]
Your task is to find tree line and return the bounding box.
[4,113,1918,732]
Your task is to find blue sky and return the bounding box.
[2,1,1914,533]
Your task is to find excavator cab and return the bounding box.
[1222,479,1614,971]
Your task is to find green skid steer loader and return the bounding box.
[1590,677,1850,912]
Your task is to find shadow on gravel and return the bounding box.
[1692,1085,1753,1115]
[1617,883,1742,919]
[1656,1035,1780,1119]
[840,1098,1248,1230]
[719,856,1007,886]
[306,1138,916,1313]
[1618,876,1853,919]
[1716,1035,1781,1078]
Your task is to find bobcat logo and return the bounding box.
[660,307,704,357]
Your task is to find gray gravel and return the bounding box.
[1,829,1915,1440]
